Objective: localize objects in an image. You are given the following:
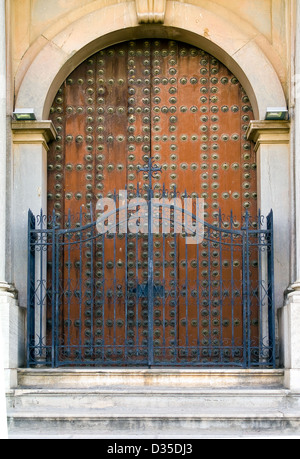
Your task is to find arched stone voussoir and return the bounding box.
[15,1,286,121]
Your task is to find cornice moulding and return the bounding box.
[246,120,290,151]
[11,120,57,150]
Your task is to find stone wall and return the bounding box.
[3,0,297,389]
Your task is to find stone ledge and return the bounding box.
[11,120,57,150]
[7,387,293,413]
[16,368,285,389]
[0,282,17,299]
[246,120,290,151]
[7,408,300,438]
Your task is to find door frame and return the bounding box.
[12,2,290,371]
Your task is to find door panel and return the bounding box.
[47,39,257,366]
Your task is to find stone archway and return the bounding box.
[45,38,259,367]
[11,1,290,367]
[15,1,286,121]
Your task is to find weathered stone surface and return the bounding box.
[7,368,300,439]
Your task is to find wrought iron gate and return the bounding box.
[27,198,276,368]
[27,39,275,368]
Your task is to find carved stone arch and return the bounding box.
[11,1,291,367]
[15,1,286,121]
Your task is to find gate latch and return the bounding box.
[135,283,164,298]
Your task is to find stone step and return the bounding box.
[7,387,299,411]
[7,407,300,438]
[16,368,285,389]
[8,433,300,439]
[9,368,299,438]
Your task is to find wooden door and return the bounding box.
[47,39,257,366]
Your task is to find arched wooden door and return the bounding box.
[47,39,257,366]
